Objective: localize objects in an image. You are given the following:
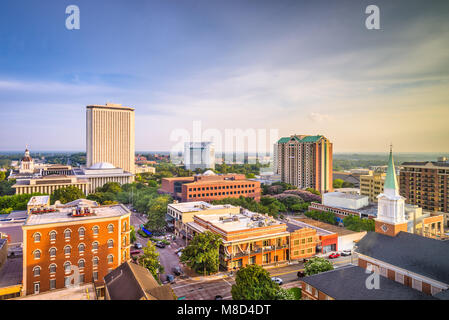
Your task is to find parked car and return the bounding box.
[177,251,182,257]
[166,274,175,283]
[156,242,166,248]
[271,277,283,285]
[340,250,352,256]
[173,266,183,276]
[297,271,305,278]
[328,252,340,259]
[130,249,141,255]
[215,295,223,300]
[175,247,184,254]
[134,242,143,249]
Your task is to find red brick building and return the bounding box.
[160,173,261,203]
[22,199,131,296]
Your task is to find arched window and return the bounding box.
[92,241,98,250]
[49,231,56,241]
[49,247,56,257]
[93,257,99,266]
[34,250,41,259]
[123,220,127,231]
[64,262,71,273]
[108,224,114,233]
[64,229,71,239]
[78,227,85,237]
[64,245,71,255]
[33,266,41,277]
[107,254,113,264]
[123,235,127,247]
[33,233,41,243]
[78,259,85,268]
[78,243,85,253]
[107,239,114,248]
[92,226,99,235]
[49,264,56,273]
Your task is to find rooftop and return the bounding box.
[292,218,357,236]
[324,192,367,200]
[301,265,436,300]
[168,201,236,213]
[0,256,23,288]
[27,196,50,206]
[23,202,129,227]
[356,231,449,285]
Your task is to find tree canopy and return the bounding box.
[138,241,165,282]
[304,257,334,276]
[180,231,222,275]
[50,186,85,204]
[231,264,280,300]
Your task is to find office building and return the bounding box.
[21,200,131,296]
[275,135,332,193]
[13,175,90,196]
[400,159,449,227]
[184,142,215,171]
[86,103,135,174]
[160,171,261,203]
[360,171,386,203]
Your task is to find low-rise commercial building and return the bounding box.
[186,210,320,270]
[160,171,261,203]
[22,200,131,296]
[27,196,51,214]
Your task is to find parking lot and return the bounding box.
[171,276,235,300]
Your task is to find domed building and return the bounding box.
[19,147,35,173]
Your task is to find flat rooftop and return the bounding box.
[168,201,237,213]
[194,210,284,233]
[0,256,23,288]
[23,203,130,227]
[27,196,50,206]
[324,192,367,200]
[286,218,335,236]
[293,218,357,236]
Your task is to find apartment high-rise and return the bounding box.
[86,103,135,174]
[275,135,333,193]
[184,142,215,171]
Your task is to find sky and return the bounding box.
[0,0,448,153]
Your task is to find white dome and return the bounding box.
[203,170,216,176]
[90,162,116,169]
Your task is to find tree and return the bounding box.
[145,195,172,232]
[97,182,122,194]
[138,241,164,282]
[130,225,136,243]
[180,231,222,275]
[0,171,6,181]
[304,257,334,276]
[333,179,344,189]
[231,264,280,300]
[50,186,85,204]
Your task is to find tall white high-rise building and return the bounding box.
[86,103,135,174]
[184,142,215,171]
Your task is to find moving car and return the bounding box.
[134,242,143,249]
[173,266,183,276]
[328,252,340,259]
[271,277,283,285]
[340,250,352,256]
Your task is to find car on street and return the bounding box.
[271,277,283,285]
[297,271,305,278]
[156,241,166,248]
[134,242,143,249]
[340,250,352,256]
[175,247,184,254]
[215,295,223,300]
[130,249,141,255]
[173,266,183,276]
[177,251,182,257]
[166,274,175,283]
[328,252,340,259]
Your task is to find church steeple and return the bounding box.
[384,144,399,196]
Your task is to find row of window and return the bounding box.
[188,190,254,198]
[33,240,116,259]
[292,237,314,246]
[33,256,114,276]
[34,271,105,293]
[33,224,115,243]
[188,184,256,192]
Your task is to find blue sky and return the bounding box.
[0,0,448,153]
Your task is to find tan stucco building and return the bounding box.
[86,103,135,174]
[360,171,386,203]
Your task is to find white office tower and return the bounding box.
[184,142,215,170]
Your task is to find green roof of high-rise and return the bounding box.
[277,135,324,144]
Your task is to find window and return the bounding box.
[305,284,312,293]
[34,250,41,260]
[49,247,56,257]
[93,257,99,266]
[64,277,71,288]
[64,229,71,239]
[107,254,113,264]
[64,262,71,273]
[49,231,56,241]
[33,266,41,277]
[108,239,114,248]
[93,271,98,281]
[93,226,99,235]
[78,259,85,269]
[293,240,299,246]
[33,233,41,243]
[123,220,127,231]
[395,272,404,284]
[78,227,85,237]
[92,241,98,251]
[49,264,56,273]
[79,274,84,284]
[50,279,56,290]
[412,278,422,291]
[431,286,442,295]
[64,245,71,255]
[79,243,85,253]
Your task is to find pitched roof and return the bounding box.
[104,261,174,300]
[277,135,324,144]
[302,265,436,300]
[356,232,449,284]
[384,149,399,190]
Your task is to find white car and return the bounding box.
[271,277,283,285]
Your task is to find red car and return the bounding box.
[328,252,340,259]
